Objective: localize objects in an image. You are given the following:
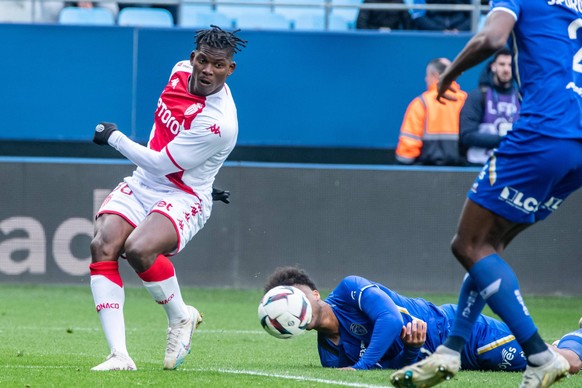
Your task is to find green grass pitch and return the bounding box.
[0,284,580,387]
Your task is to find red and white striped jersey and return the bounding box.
[132,60,238,200]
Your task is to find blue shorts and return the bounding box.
[440,304,527,371]
[468,130,582,223]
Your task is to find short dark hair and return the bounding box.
[427,58,448,75]
[263,267,318,294]
[492,47,511,62]
[195,25,247,57]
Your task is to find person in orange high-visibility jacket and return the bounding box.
[395,58,467,166]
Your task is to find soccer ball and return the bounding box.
[258,285,312,339]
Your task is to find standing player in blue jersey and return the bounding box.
[263,267,582,374]
[390,1,582,387]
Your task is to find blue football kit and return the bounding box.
[469,0,582,224]
[317,276,531,371]
[317,276,582,370]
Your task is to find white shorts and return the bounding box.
[97,176,211,255]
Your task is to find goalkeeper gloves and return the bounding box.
[93,122,119,146]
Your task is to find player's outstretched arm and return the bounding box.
[438,10,516,102]
[92,121,179,176]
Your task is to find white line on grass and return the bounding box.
[2,366,387,387]
[10,327,265,335]
[183,367,388,388]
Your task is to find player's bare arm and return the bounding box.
[437,10,516,102]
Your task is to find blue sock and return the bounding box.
[469,254,541,348]
[445,274,486,352]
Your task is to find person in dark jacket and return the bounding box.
[410,0,471,32]
[356,0,411,31]
[459,47,520,165]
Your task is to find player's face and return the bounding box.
[189,45,236,96]
[492,55,512,85]
[294,284,320,330]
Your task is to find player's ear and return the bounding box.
[189,50,196,65]
[227,61,236,77]
[313,289,320,300]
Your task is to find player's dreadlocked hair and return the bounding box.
[263,266,318,294]
[195,25,247,57]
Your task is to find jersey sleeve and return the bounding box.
[490,0,520,20]
[108,131,180,176]
[165,114,232,171]
[341,277,404,370]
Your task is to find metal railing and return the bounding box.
[1,0,489,31]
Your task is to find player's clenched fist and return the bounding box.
[93,122,119,146]
[400,319,427,348]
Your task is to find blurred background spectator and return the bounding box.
[460,47,520,165]
[356,0,411,31]
[395,57,467,166]
[409,0,471,32]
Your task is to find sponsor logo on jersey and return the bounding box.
[350,323,368,336]
[499,186,539,213]
[498,346,525,370]
[547,0,582,13]
[171,78,179,89]
[96,302,120,312]
[156,98,182,135]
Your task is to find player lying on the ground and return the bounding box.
[264,267,582,374]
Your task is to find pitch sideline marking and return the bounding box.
[183,367,387,388]
[1,365,386,387]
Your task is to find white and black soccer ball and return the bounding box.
[258,285,312,339]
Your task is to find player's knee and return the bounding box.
[90,236,119,262]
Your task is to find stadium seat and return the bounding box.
[273,0,325,21]
[216,0,272,21]
[117,7,174,27]
[234,12,291,30]
[58,7,115,25]
[179,9,234,28]
[331,0,361,28]
[293,13,349,31]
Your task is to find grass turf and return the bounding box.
[0,284,580,387]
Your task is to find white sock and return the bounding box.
[528,348,554,366]
[142,276,189,325]
[90,274,129,356]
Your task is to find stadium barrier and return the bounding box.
[0,23,484,150]
[1,158,580,296]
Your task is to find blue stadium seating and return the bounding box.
[331,0,361,28]
[293,13,349,30]
[216,0,273,21]
[58,7,115,26]
[179,9,234,28]
[234,12,291,29]
[273,0,325,21]
[117,7,174,27]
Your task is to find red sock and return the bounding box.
[89,261,123,288]
[137,255,175,282]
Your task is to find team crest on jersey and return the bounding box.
[350,323,368,336]
[185,103,203,116]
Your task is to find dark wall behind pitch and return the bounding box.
[0,159,581,295]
